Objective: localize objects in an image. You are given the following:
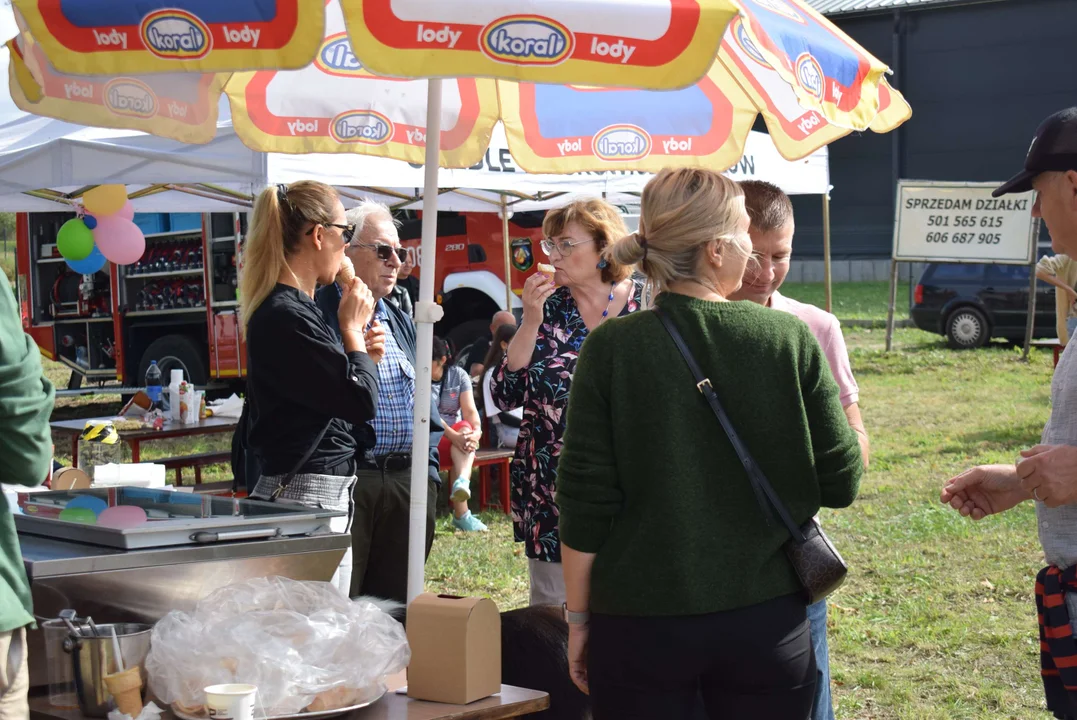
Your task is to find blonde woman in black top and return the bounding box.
[241,181,383,595]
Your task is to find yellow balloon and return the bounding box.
[83,184,128,216]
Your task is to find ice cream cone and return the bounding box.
[104,667,143,718]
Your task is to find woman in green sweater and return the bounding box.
[556,168,863,720]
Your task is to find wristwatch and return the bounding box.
[562,602,590,626]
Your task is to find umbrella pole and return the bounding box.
[822,193,832,313]
[501,195,513,310]
[407,79,443,606]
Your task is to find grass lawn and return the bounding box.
[782,280,912,321]
[425,328,1056,719]
[40,286,1056,717]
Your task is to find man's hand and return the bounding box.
[941,464,1030,520]
[364,320,386,364]
[1017,445,1077,508]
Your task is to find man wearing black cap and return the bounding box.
[941,107,1077,719]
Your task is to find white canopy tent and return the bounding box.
[0,109,829,212]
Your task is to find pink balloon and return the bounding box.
[98,505,147,529]
[116,200,135,221]
[94,216,145,266]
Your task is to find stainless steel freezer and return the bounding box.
[15,487,345,549]
[20,490,352,691]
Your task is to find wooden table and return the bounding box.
[51,416,239,466]
[29,685,549,720]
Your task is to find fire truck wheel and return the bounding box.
[139,335,207,388]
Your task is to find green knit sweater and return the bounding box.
[0,271,54,632]
[557,293,862,617]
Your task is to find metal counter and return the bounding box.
[23,530,351,690]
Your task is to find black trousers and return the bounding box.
[588,594,816,720]
[349,465,437,603]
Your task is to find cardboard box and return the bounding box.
[406,593,501,704]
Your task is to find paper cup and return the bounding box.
[204,684,256,720]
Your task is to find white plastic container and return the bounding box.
[169,369,184,422]
[204,684,256,720]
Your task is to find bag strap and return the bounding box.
[652,306,806,543]
[269,421,332,501]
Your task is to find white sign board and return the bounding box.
[893,180,1037,264]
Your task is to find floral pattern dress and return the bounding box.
[491,280,643,563]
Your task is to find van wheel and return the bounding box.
[945,307,988,349]
[138,335,207,387]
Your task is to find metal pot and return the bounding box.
[62,623,152,718]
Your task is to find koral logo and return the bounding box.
[315,33,366,77]
[415,24,463,49]
[589,36,636,65]
[330,111,393,145]
[795,53,824,100]
[481,15,574,66]
[103,78,158,118]
[92,28,128,50]
[140,10,211,60]
[63,80,94,101]
[592,125,652,162]
[732,18,770,68]
[750,0,805,23]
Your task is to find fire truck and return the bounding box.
[15,209,547,389]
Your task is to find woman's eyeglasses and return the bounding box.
[540,237,591,257]
[307,222,356,244]
[353,242,409,264]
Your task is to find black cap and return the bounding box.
[994,108,1077,197]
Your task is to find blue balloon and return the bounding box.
[82,215,98,230]
[65,495,108,516]
[67,246,106,274]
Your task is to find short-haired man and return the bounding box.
[0,270,55,720]
[731,180,870,720]
[941,107,1077,718]
[316,200,444,604]
[465,310,518,378]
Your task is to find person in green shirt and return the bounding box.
[0,270,55,720]
[556,168,862,720]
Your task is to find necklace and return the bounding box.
[600,281,617,320]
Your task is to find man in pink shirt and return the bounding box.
[731,180,870,720]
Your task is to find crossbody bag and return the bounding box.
[653,306,848,605]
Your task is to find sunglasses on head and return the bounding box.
[353,242,409,263]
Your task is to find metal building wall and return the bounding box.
[789,0,1076,261]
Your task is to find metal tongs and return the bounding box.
[58,608,100,638]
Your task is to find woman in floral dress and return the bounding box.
[492,198,643,606]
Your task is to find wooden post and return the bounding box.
[500,196,513,311]
[823,193,832,313]
[1023,256,1038,361]
[885,259,900,352]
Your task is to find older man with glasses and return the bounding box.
[316,200,445,604]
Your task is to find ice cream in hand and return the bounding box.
[104,667,144,718]
[337,257,356,286]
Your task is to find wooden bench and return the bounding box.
[190,480,247,497]
[1031,338,1064,367]
[157,451,232,487]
